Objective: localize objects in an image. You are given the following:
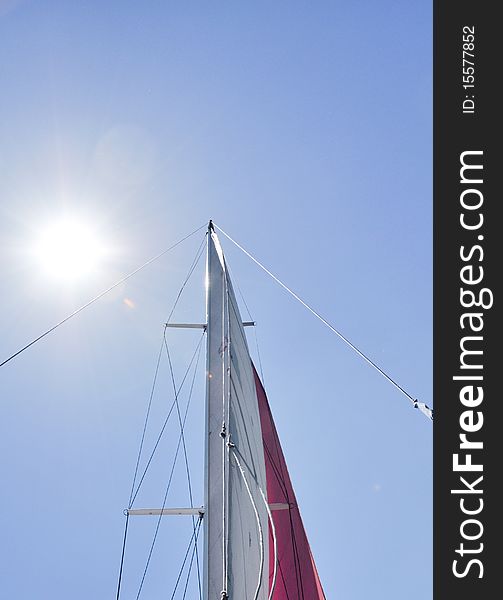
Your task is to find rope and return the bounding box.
[214,223,433,421]
[0,223,207,368]
[211,236,231,599]
[222,267,231,598]
[258,486,278,600]
[230,448,265,600]
[230,443,278,600]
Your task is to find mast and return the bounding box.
[203,221,272,600]
[204,220,229,600]
[127,222,324,598]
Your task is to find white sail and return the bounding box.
[204,225,269,599]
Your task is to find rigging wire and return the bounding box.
[130,333,204,506]
[180,519,203,600]
[128,338,165,508]
[115,512,130,600]
[134,336,204,600]
[169,515,203,600]
[115,333,204,600]
[163,330,203,600]
[115,231,206,600]
[129,234,206,508]
[229,264,267,387]
[0,223,206,369]
[251,322,266,389]
[165,234,207,325]
[214,223,433,421]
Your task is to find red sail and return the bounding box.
[254,366,326,600]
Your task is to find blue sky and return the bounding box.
[0,2,431,599]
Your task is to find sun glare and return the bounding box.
[33,218,107,281]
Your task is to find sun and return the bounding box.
[32,217,107,281]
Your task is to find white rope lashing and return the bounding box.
[258,485,278,600]
[230,447,265,600]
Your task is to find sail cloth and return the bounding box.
[205,228,325,600]
[255,367,326,599]
[205,230,270,599]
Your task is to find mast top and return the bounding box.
[208,219,214,233]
